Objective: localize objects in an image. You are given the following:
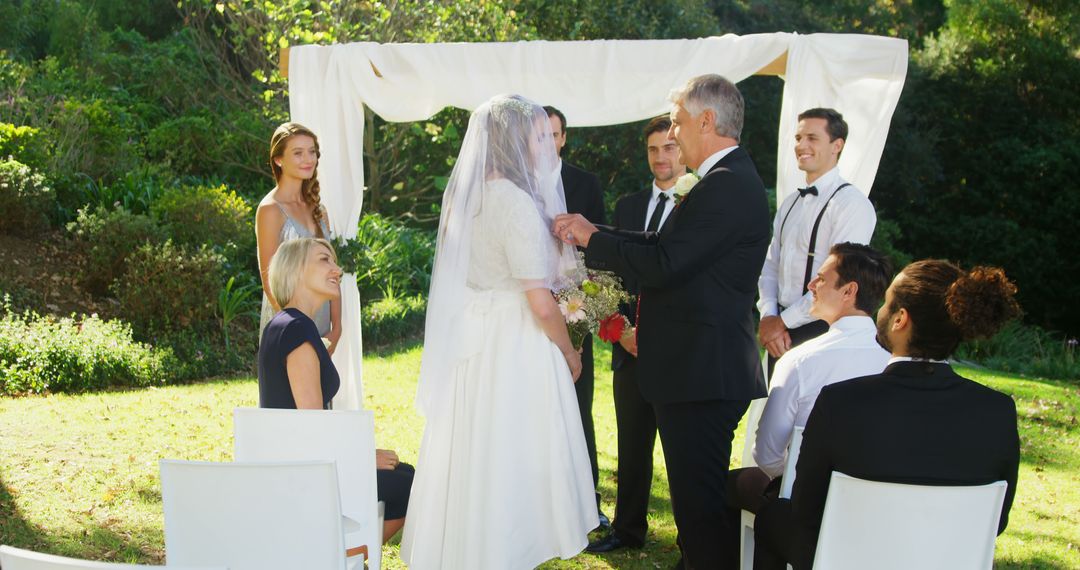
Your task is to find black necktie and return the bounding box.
[797,186,818,197]
[646,193,669,233]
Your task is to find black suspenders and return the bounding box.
[778,183,853,295]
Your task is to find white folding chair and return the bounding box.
[160,459,347,570]
[232,408,382,570]
[740,425,803,570]
[814,472,1008,570]
[0,546,225,570]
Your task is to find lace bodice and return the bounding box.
[467,178,556,292]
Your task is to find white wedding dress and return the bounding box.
[400,178,598,569]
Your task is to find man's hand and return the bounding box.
[618,326,638,357]
[759,315,792,358]
[553,213,598,248]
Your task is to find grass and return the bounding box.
[1,340,1078,568]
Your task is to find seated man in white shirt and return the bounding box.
[727,242,892,517]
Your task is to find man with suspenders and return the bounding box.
[757,108,877,379]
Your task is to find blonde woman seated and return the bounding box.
[258,237,413,542]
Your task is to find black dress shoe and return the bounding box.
[586,532,641,553]
[597,511,612,530]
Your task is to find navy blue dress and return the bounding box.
[259,308,339,409]
[257,308,414,520]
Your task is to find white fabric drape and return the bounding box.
[776,33,909,202]
[287,34,908,410]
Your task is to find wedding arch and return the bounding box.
[282,33,909,410]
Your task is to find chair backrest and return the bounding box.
[778,426,804,499]
[160,459,345,570]
[740,397,768,468]
[0,546,225,570]
[232,408,378,524]
[814,472,1007,570]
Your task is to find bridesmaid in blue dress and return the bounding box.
[256,122,339,350]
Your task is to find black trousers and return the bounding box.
[766,319,829,380]
[377,462,415,521]
[574,334,600,510]
[754,497,814,570]
[611,356,657,545]
[654,398,750,570]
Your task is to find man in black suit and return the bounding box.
[544,105,608,527]
[753,259,1022,569]
[587,115,686,554]
[555,75,771,569]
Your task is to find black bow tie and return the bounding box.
[797,186,818,197]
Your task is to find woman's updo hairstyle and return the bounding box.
[890,260,1020,360]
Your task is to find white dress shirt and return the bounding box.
[696,145,739,178]
[644,182,676,230]
[757,166,877,329]
[752,315,890,478]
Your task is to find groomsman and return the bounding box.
[544,105,608,527]
[757,108,877,378]
[587,116,684,554]
[555,75,771,569]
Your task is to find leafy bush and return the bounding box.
[361,294,427,349]
[0,123,48,169]
[338,213,436,302]
[0,301,174,395]
[67,205,166,296]
[46,97,143,183]
[150,325,257,382]
[956,320,1080,381]
[112,240,225,335]
[0,159,55,236]
[150,182,253,255]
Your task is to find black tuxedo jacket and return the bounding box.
[561,161,605,225]
[609,188,651,371]
[585,147,770,404]
[789,361,1021,566]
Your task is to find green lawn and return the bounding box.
[1,341,1077,568]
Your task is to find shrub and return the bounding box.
[338,213,436,302]
[150,325,257,382]
[0,159,55,236]
[150,182,253,256]
[67,205,166,296]
[361,294,427,349]
[0,301,174,395]
[956,320,1080,381]
[0,123,48,169]
[46,97,143,184]
[112,240,225,335]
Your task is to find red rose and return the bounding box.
[598,313,628,343]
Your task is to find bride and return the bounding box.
[400,94,599,568]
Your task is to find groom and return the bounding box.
[554,75,770,569]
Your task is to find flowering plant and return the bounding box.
[555,253,631,350]
[671,172,701,205]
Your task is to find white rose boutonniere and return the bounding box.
[671,172,701,206]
